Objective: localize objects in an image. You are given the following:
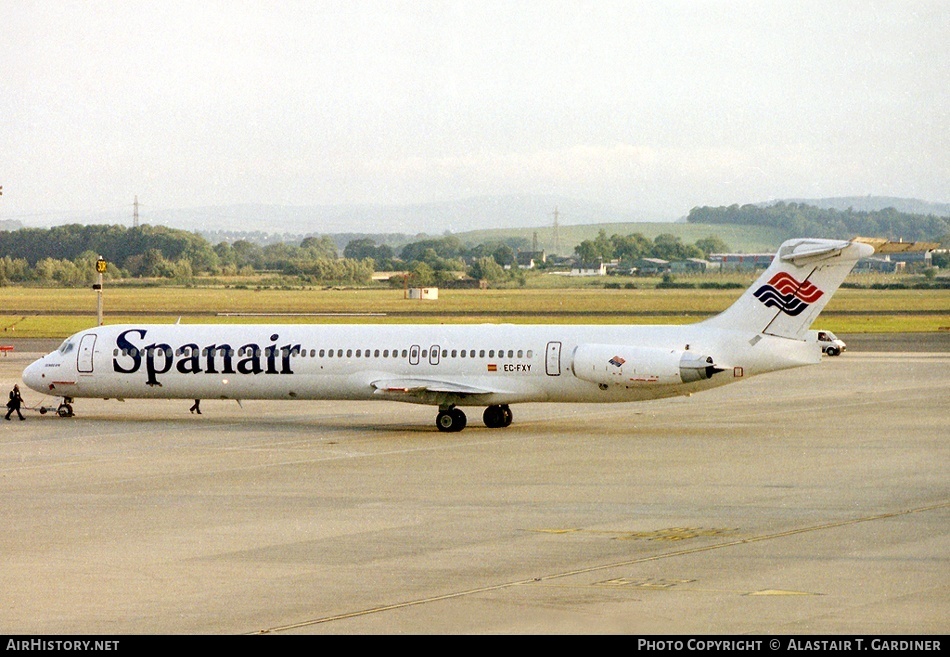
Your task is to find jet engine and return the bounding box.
[571,344,723,387]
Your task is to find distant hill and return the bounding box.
[689,200,949,244]
[765,196,950,217]
[21,195,663,236]
[13,194,947,254]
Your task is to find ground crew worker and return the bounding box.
[6,384,24,421]
[190,399,202,414]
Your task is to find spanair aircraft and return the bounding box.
[22,237,874,432]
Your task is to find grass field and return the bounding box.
[1,279,947,339]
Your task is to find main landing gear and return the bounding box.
[435,404,513,432]
[482,404,513,429]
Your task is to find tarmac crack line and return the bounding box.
[251,500,949,634]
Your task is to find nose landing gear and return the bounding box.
[36,397,74,417]
[56,399,75,417]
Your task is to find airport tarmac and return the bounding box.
[0,338,946,634]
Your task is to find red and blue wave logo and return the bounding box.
[753,273,823,316]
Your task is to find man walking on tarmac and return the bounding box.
[6,384,24,421]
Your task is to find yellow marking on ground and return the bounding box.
[256,502,949,634]
[609,527,738,541]
[531,526,739,541]
[746,589,822,596]
[595,578,696,589]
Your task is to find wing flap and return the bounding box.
[371,378,496,397]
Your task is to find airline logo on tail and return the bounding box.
[753,273,824,316]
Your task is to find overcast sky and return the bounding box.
[2,0,947,226]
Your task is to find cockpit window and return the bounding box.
[58,339,76,355]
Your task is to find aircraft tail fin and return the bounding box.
[702,238,874,340]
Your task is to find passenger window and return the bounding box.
[527,350,533,358]
[383,350,389,357]
[507,350,513,358]
[451,349,457,358]
[479,350,485,358]
[517,350,523,358]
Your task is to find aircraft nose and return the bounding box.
[22,358,46,393]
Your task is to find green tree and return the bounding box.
[491,244,516,268]
[574,240,600,262]
[470,256,507,283]
[301,235,338,259]
[694,235,729,257]
[611,233,652,260]
[652,234,703,260]
[407,261,435,286]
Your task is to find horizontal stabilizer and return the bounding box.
[853,237,940,254]
[779,239,852,265]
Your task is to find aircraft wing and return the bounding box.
[371,377,501,404]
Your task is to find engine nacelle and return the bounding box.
[571,344,722,387]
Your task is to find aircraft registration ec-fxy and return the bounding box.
[22,238,874,431]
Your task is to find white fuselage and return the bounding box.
[22,322,819,407]
[19,238,871,430]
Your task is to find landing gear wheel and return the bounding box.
[57,403,74,418]
[436,408,467,432]
[483,404,513,428]
[482,404,511,429]
[483,406,502,428]
[501,404,513,427]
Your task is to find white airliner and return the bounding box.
[22,238,873,431]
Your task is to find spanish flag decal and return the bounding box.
[487,363,497,372]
